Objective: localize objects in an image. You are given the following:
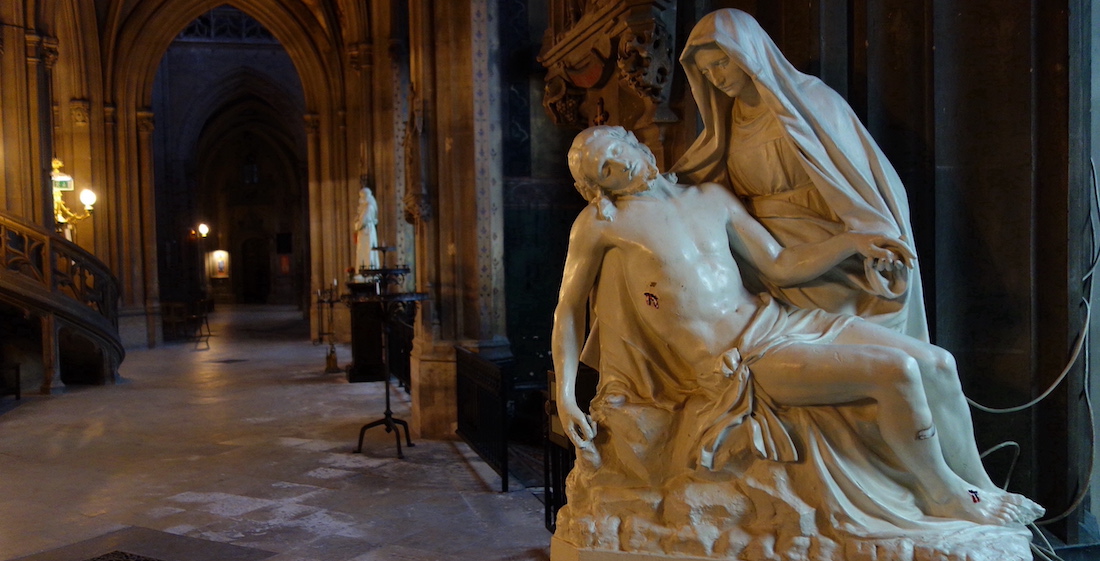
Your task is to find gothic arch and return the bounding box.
[105,0,341,111]
[97,0,364,345]
[177,67,306,167]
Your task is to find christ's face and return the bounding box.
[588,131,655,196]
[694,48,750,98]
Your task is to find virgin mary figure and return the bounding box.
[673,8,927,341]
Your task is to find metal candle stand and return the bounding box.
[342,263,427,459]
[313,285,342,373]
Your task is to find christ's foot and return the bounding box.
[927,488,1044,526]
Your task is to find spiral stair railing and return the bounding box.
[0,211,123,392]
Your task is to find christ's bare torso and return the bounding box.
[595,184,760,370]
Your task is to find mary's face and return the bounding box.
[693,48,749,98]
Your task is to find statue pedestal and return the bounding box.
[552,537,713,561]
[551,525,1034,561]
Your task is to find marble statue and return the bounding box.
[673,8,927,342]
[354,186,381,271]
[550,126,1041,561]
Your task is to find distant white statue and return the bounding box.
[550,126,1041,561]
[674,8,927,342]
[354,186,381,270]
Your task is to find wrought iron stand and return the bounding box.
[313,285,342,373]
[344,267,426,459]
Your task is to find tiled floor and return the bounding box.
[0,306,549,561]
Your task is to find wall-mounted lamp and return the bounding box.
[198,223,209,238]
[51,158,96,230]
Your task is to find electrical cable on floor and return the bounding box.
[1031,533,1060,560]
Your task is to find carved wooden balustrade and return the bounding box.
[0,211,123,392]
[0,213,119,325]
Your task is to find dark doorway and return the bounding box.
[240,237,271,304]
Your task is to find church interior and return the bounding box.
[1,0,1099,559]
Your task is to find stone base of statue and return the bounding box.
[552,536,713,561]
[550,396,1035,561]
[551,527,1031,561]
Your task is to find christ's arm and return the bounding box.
[714,183,912,286]
[552,208,607,460]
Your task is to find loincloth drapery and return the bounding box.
[695,293,854,468]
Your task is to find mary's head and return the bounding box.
[681,9,778,107]
[690,45,754,100]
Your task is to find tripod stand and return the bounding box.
[346,281,425,459]
[314,285,342,373]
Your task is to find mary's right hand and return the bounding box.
[849,233,914,271]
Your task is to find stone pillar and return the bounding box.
[136,109,161,347]
[38,312,60,394]
[103,105,122,279]
[304,112,323,333]
[24,33,49,226]
[0,24,33,219]
[68,98,97,253]
[406,0,510,439]
[0,29,6,210]
[470,0,508,356]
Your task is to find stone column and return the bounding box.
[136,109,161,347]
[69,99,96,253]
[304,112,323,333]
[469,0,509,356]
[0,25,34,218]
[38,311,61,394]
[24,33,48,225]
[103,105,122,276]
[0,29,6,209]
[406,0,510,439]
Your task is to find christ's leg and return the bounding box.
[829,320,996,491]
[751,342,1040,526]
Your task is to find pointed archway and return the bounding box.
[102,0,359,347]
[150,16,309,310]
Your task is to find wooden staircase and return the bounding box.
[0,211,123,393]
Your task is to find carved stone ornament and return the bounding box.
[539,1,675,132]
[617,20,673,102]
[348,41,371,72]
[401,98,432,225]
[402,190,432,225]
[303,113,320,134]
[41,38,59,68]
[136,111,155,133]
[70,99,91,127]
[24,34,41,61]
[543,73,585,127]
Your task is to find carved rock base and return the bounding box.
[552,536,712,561]
[551,402,1036,561]
[552,526,1032,561]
